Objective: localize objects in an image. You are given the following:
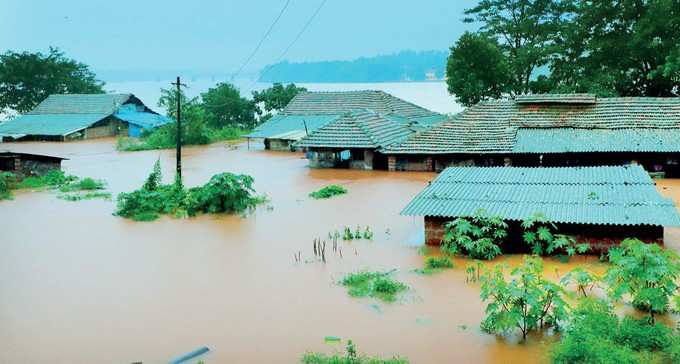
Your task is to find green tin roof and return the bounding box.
[245,114,341,139]
[295,109,415,149]
[0,93,168,138]
[385,96,680,154]
[0,114,110,137]
[514,128,680,153]
[401,165,680,226]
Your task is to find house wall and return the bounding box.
[388,155,433,171]
[1,156,62,179]
[423,216,664,253]
[79,117,127,139]
[266,138,294,151]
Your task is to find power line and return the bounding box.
[231,0,292,81]
[256,0,329,85]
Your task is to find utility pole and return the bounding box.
[171,76,186,183]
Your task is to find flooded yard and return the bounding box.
[0,139,678,363]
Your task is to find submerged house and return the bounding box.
[0,151,66,179]
[245,90,445,151]
[0,94,171,141]
[384,94,680,176]
[402,165,680,250]
[294,109,415,169]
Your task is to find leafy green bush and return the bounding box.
[309,184,347,199]
[0,171,16,200]
[521,213,589,257]
[560,267,600,298]
[441,209,507,260]
[118,118,245,151]
[605,238,680,322]
[301,340,409,364]
[340,270,407,302]
[115,161,263,221]
[426,256,453,269]
[480,256,569,340]
[551,299,677,364]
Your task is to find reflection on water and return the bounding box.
[0,139,677,363]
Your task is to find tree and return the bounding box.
[157,86,199,120]
[252,83,306,114]
[201,82,256,129]
[605,238,680,323]
[550,0,680,96]
[463,0,570,95]
[446,32,510,106]
[480,256,569,340]
[0,47,104,113]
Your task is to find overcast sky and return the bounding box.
[1,0,478,75]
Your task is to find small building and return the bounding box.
[0,151,67,179]
[402,165,680,251]
[294,109,415,170]
[384,95,680,175]
[245,90,445,151]
[0,93,171,141]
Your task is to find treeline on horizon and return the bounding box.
[258,50,447,83]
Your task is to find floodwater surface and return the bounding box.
[0,139,677,363]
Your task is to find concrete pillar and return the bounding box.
[13,157,21,172]
[425,157,433,171]
[364,149,374,170]
[388,155,397,171]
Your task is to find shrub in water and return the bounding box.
[442,209,507,260]
[340,270,407,302]
[0,171,16,200]
[309,184,347,199]
[425,256,454,269]
[301,339,409,364]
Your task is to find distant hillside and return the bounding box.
[259,50,447,83]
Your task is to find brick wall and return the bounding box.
[424,216,447,245]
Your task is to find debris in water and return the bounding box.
[368,303,383,314]
[324,336,341,343]
[168,346,210,364]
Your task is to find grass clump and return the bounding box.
[2,170,109,201]
[0,171,16,200]
[551,298,679,364]
[414,256,454,275]
[340,270,407,302]
[302,340,409,364]
[309,184,347,199]
[115,160,264,221]
[59,191,112,202]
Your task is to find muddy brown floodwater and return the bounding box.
[1,139,679,364]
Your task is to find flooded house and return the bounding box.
[402,165,680,251]
[384,94,680,176]
[245,90,445,151]
[0,93,171,141]
[0,151,66,180]
[294,109,415,169]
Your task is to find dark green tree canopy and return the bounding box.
[0,47,104,114]
[446,32,511,106]
[201,82,257,129]
[252,83,306,113]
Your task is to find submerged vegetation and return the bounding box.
[115,160,264,221]
[309,184,348,199]
[415,256,454,275]
[117,124,245,151]
[0,170,108,201]
[521,213,590,257]
[340,270,407,302]
[301,340,409,364]
[441,209,508,260]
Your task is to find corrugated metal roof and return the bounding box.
[114,106,171,129]
[513,128,680,153]
[401,165,680,226]
[245,114,340,139]
[29,94,133,115]
[0,114,109,137]
[295,109,415,149]
[386,96,680,154]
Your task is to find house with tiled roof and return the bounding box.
[383,94,680,175]
[0,93,171,141]
[403,165,680,249]
[294,109,416,169]
[245,90,445,151]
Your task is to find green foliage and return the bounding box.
[301,339,409,364]
[0,47,104,114]
[446,32,510,106]
[560,267,599,298]
[309,185,347,199]
[605,238,680,322]
[551,298,677,364]
[59,191,111,202]
[201,82,257,129]
[521,213,589,257]
[363,226,373,240]
[343,226,354,240]
[252,83,306,117]
[0,171,16,200]
[340,270,407,302]
[115,162,262,221]
[441,209,507,260]
[465,260,483,283]
[59,177,105,192]
[480,256,569,340]
[426,256,453,269]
